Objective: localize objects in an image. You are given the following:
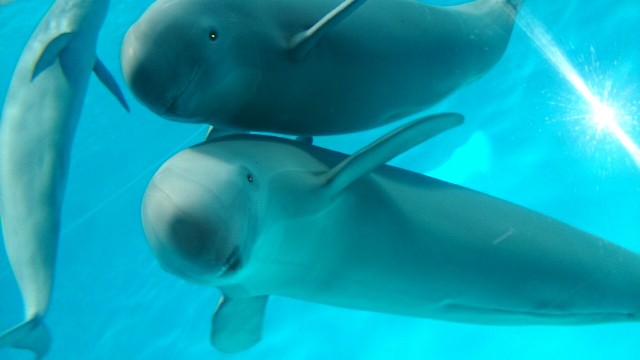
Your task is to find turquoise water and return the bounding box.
[1,0,639,359]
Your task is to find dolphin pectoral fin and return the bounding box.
[322,113,464,195]
[93,57,130,112]
[0,316,51,359]
[288,0,368,60]
[210,295,268,353]
[31,32,73,80]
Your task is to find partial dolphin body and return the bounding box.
[141,113,640,353]
[0,0,128,356]
[122,0,522,135]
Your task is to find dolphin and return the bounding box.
[122,0,523,135]
[0,0,128,356]
[140,113,640,353]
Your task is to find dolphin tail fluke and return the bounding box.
[0,316,51,359]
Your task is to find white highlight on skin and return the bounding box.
[517,10,640,167]
[492,228,515,245]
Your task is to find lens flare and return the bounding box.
[591,102,615,130]
[516,10,640,167]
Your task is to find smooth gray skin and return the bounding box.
[0,0,128,356]
[141,113,640,353]
[122,0,523,135]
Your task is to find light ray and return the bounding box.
[516,10,640,167]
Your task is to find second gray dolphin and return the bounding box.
[141,113,640,353]
[0,0,128,356]
[122,0,522,135]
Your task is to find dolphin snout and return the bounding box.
[121,21,199,120]
[121,26,166,114]
[120,25,159,112]
[141,170,239,283]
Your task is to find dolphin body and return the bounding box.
[141,113,640,353]
[122,0,522,135]
[0,0,128,356]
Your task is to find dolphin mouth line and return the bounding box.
[163,66,202,116]
[217,247,242,276]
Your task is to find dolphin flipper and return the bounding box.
[210,295,268,353]
[31,33,73,80]
[322,113,464,195]
[0,317,51,359]
[93,57,130,112]
[289,0,368,59]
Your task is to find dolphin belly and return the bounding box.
[255,169,640,324]
[241,0,522,134]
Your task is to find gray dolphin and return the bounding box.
[0,0,128,356]
[122,0,523,135]
[140,113,640,353]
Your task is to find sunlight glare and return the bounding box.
[516,10,640,167]
[591,102,616,131]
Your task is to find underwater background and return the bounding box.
[1,0,639,358]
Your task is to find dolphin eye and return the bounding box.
[209,31,218,42]
[246,173,254,183]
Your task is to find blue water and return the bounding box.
[1,0,639,359]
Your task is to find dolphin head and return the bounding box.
[121,0,263,123]
[141,145,262,284]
